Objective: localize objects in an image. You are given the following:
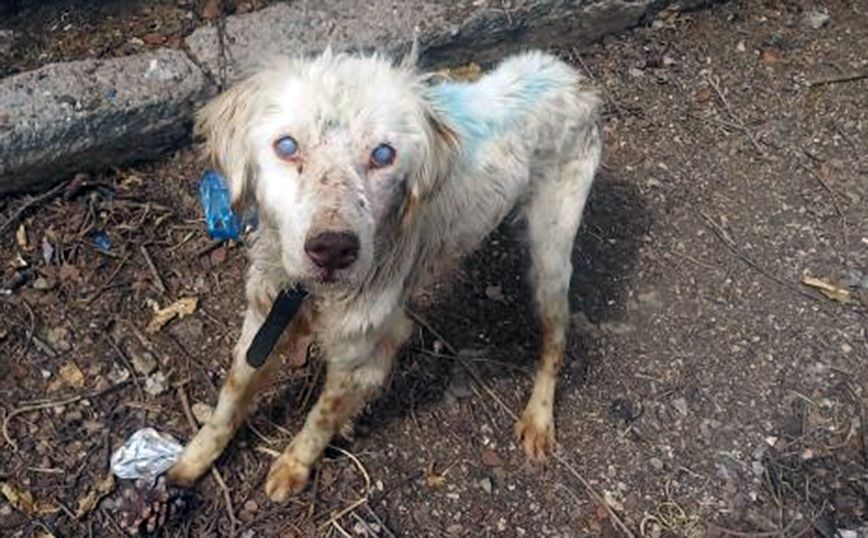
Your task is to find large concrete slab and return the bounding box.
[187,0,706,85]
[1,0,712,194]
[0,49,209,194]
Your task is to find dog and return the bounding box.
[167,48,601,502]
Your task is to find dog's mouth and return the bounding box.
[313,267,340,284]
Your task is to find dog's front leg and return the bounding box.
[168,301,311,486]
[265,313,411,502]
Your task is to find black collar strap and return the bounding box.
[246,287,308,368]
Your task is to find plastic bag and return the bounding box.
[110,428,183,480]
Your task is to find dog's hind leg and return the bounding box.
[265,313,412,502]
[168,299,313,486]
[515,135,599,461]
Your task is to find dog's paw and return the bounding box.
[265,454,311,503]
[514,408,555,462]
[166,460,204,488]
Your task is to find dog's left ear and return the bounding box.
[401,108,458,225]
[196,76,261,210]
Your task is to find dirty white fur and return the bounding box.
[168,49,601,502]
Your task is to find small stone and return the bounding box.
[243,500,258,513]
[46,327,72,352]
[169,317,205,343]
[736,41,746,52]
[484,285,505,302]
[628,67,645,78]
[805,8,830,29]
[481,448,503,467]
[209,246,227,265]
[128,342,157,376]
[672,397,688,417]
[143,33,167,46]
[108,363,131,385]
[33,277,56,291]
[478,477,492,494]
[191,403,213,425]
[650,457,664,471]
[202,0,222,20]
[144,372,169,396]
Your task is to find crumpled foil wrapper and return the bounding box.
[110,428,183,480]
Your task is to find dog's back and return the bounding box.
[418,51,601,263]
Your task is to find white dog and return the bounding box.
[168,49,601,502]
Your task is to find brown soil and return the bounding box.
[2,0,868,536]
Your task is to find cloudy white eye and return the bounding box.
[274,136,299,161]
[370,144,396,169]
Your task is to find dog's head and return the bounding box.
[198,51,457,290]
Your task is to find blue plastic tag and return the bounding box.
[198,171,256,240]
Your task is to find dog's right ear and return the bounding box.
[196,77,260,209]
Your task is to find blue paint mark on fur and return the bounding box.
[427,54,568,159]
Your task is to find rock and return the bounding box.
[169,317,205,343]
[129,347,157,376]
[144,372,169,396]
[478,477,493,494]
[481,448,503,467]
[805,8,830,30]
[46,327,72,352]
[191,402,213,425]
[672,397,688,417]
[484,285,506,302]
[0,50,209,194]
[0,29,16,58]
[185,0,711,87]
[3,0,716,195]
[443,361,474,404]
[33,277,56,291]
[108,363,131,385]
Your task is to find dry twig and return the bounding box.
[405,309,517,420]
[809,72,868,88]
[698,211,820,303]
[3,381,130,451]
[140,244,166,294]
[81,252,132,306]
[175,385,239,537]
[0,181,69,236]
[406,310,634,536]
[705,76,765,155]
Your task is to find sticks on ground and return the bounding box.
[3,380,130,451]
[698,211,821,303]
[408,310,636,537]
[0,181,69,237]
[705,76,765,156]
[175,385,239,537]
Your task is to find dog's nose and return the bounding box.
[304,231,360,270]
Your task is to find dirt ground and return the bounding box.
[2,0,868,536]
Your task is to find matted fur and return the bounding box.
[168,49,601,502]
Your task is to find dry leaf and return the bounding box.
[802,272,851,302]
[75,473,115,518]
[441,62,482,82]
[16,224,28,249]
[146,297,198,333]
[424,462,447,489]
[1,481,37,515]
[48,361,86,391]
